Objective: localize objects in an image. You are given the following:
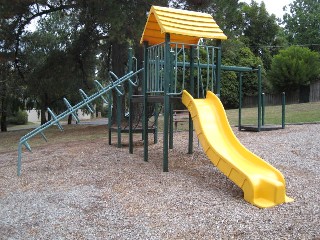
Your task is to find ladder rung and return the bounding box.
[63,98,80,123]
[39,132,48,142]
[115,85,124,96]
[94,80,109,105]
[79,89,94,113]
[23,141,32,152]
[47,108,64,131]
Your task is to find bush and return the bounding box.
[7,109,28,125]
[269,46,320,92]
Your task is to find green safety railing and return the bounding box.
[17,68,143,176]
[146,42,221,97]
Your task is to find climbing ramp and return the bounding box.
[182,90,293,208]
[17,69,143,176]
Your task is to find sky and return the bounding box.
[239,0,294,19]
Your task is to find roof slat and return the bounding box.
[158,15,217,27]
[152,6,212,18]
[161,22,224,33]
[156,12,213,23]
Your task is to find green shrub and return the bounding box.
[8,109,28,125]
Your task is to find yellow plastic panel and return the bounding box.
[182,90,294,208]
[140,6,227,45]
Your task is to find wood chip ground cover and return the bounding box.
[0,124,319,239]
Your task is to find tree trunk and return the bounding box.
[40,93,50,125]
[68,114,72,124]
[111,41,128,125]
[0,81,7,132]
[40,107,47,125]
[0,99,7,132]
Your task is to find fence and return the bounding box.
[242,80,320,107]
[243,91,299,108]
[310,80,320,102]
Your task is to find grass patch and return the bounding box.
[1,102,319,153]
[159,101,320,131]
[226,102,320,126]
[0,125,108,153]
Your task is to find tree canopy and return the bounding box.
[269,46,320,92]
[239,1,280,69]
[1,0,168,127]
[283,0,320,51]
[1,0,320,131]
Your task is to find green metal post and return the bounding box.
[215,40,222,96]
[282,92,286,129]
[128,48,134,153]
[238,73,243,131]
[188,46,195,154]
[262,93,265,126]
[143,41,149,162]
[108,91,112,145]
[117,94,122,147]
[169,50,174,150]
[154,103,158,144]
[163,33,170,172]
[257,65,262,132]
[17,143,22,176]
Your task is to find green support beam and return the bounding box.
[238,73,243,131]
[215,40,222,96]
[257,65,262,132]
[262,93,265,126]
[282,92,286,129]
[163,33,171,172]
[143,41,149,162]
[188,46,195,154]
[169,50,174,150]
[128,48,134,154]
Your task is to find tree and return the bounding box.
[283,0,320,51]
[20,11,98,124]
[240,1,280,70]
[0,0,78,130]
[0,60,11,131]
[91,0,168,124]
[220,39,265,108]
[1,0,170,128]
[206,0,244,38]
[269,46,320,93]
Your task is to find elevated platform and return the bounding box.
[131,95,181,103]
[239,125,284,132]
[109,127,156,134]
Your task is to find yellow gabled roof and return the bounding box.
[140,6,227,45]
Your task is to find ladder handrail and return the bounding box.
[17,68,143,176]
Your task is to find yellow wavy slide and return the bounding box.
[182,90,293,208]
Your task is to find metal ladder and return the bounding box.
[17,68,143,176]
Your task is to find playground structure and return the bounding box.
[17,6,293,208]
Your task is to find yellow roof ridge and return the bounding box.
[140,5,227,45]
[152,5,213,18]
